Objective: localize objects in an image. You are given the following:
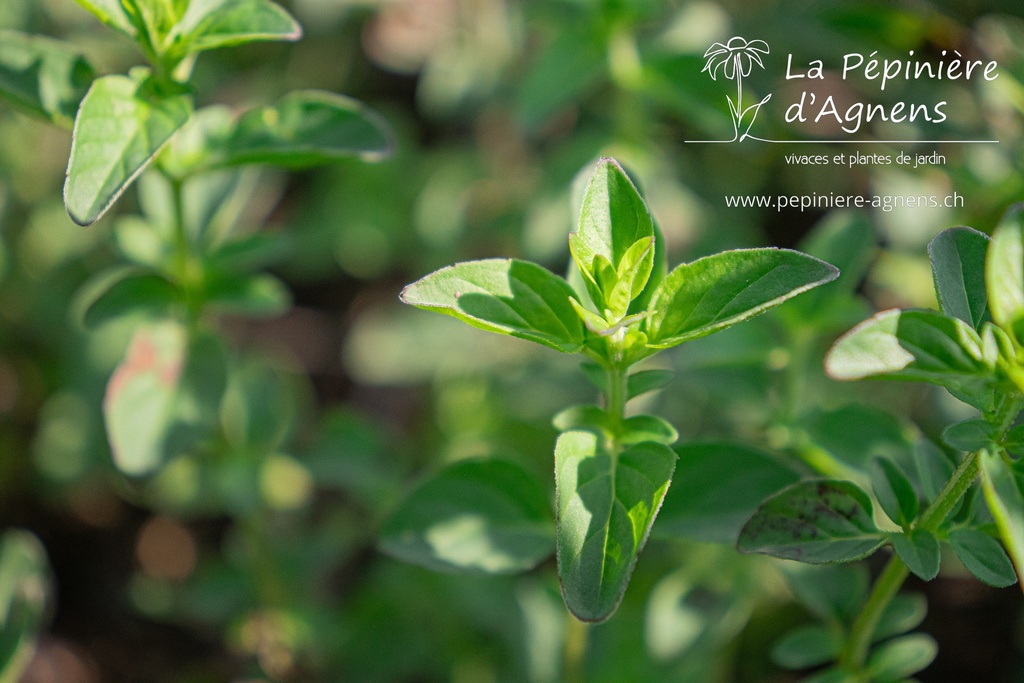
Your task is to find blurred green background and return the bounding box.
[1,0,1024,681]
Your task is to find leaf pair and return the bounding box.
[73,0,300,61]
[402,158,839,365]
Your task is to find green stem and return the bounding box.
[169,176,200,328]
[839,554,909,674]
[838,394,1022,673]
[606,365,627,427]
[562,612,589,683]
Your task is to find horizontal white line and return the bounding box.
[685,138,1000,144]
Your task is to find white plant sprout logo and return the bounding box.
[702,36,772,142]
[689,36,1001,146]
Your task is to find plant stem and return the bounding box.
[839,445,986,672]
[562,613,589,683]
[606,365,627,427]
[169,176,200,328]
[839,553,908,673]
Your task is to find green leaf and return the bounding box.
[552,405,612,436]
[1004,424,1024,456]
[0,531,48,683]
[0,31,94,128]
[979,450,1024,589]
[379,458,554,575]
[737,480,885,563]
[619,415,678,445]
[870,457,919,528]
[771,624,842,669]
[213,91,392,169]
[76,267,180,328]
[866,634,937,680]
[221,357,297,452]
[127,0,182,47]
[570,158,654,311]
[645,248,839,348]
[72,0,136,37]
[892,529,941,581]
[800,404,915,472]
[782,563,869,625]
[825,309,993,408]
[913,440,957,503]
[173,0,301,54]
[947,528,1017,588]
[986,205,1024,337]
[203,273,291,317]
[928,226,990,330]
[941,418,996,452]
[872,593,927,641]
[627,369,672,399]
[401,259,585,353]
[656,442,801,544]
[555,430,676,622]
[104,321,188,476]
[65,70,192,226]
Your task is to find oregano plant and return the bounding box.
[737,206,1024,681]
[0,1,392,478]
[0,7,391,676]
[389,157,839,622]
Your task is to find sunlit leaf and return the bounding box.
[979,450,1024,592]
[555,430,676,622]
[825,309,993,409]
[401,259,584,353]
[379,458,554,574]
[104,321,187,475]
[219,91,391,168]
[174,0,301,54]
[72,0,136,38]
[570,158,654,313]
[65,70,192,226]
[645,248,838,348]
[986,206,1024,338]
